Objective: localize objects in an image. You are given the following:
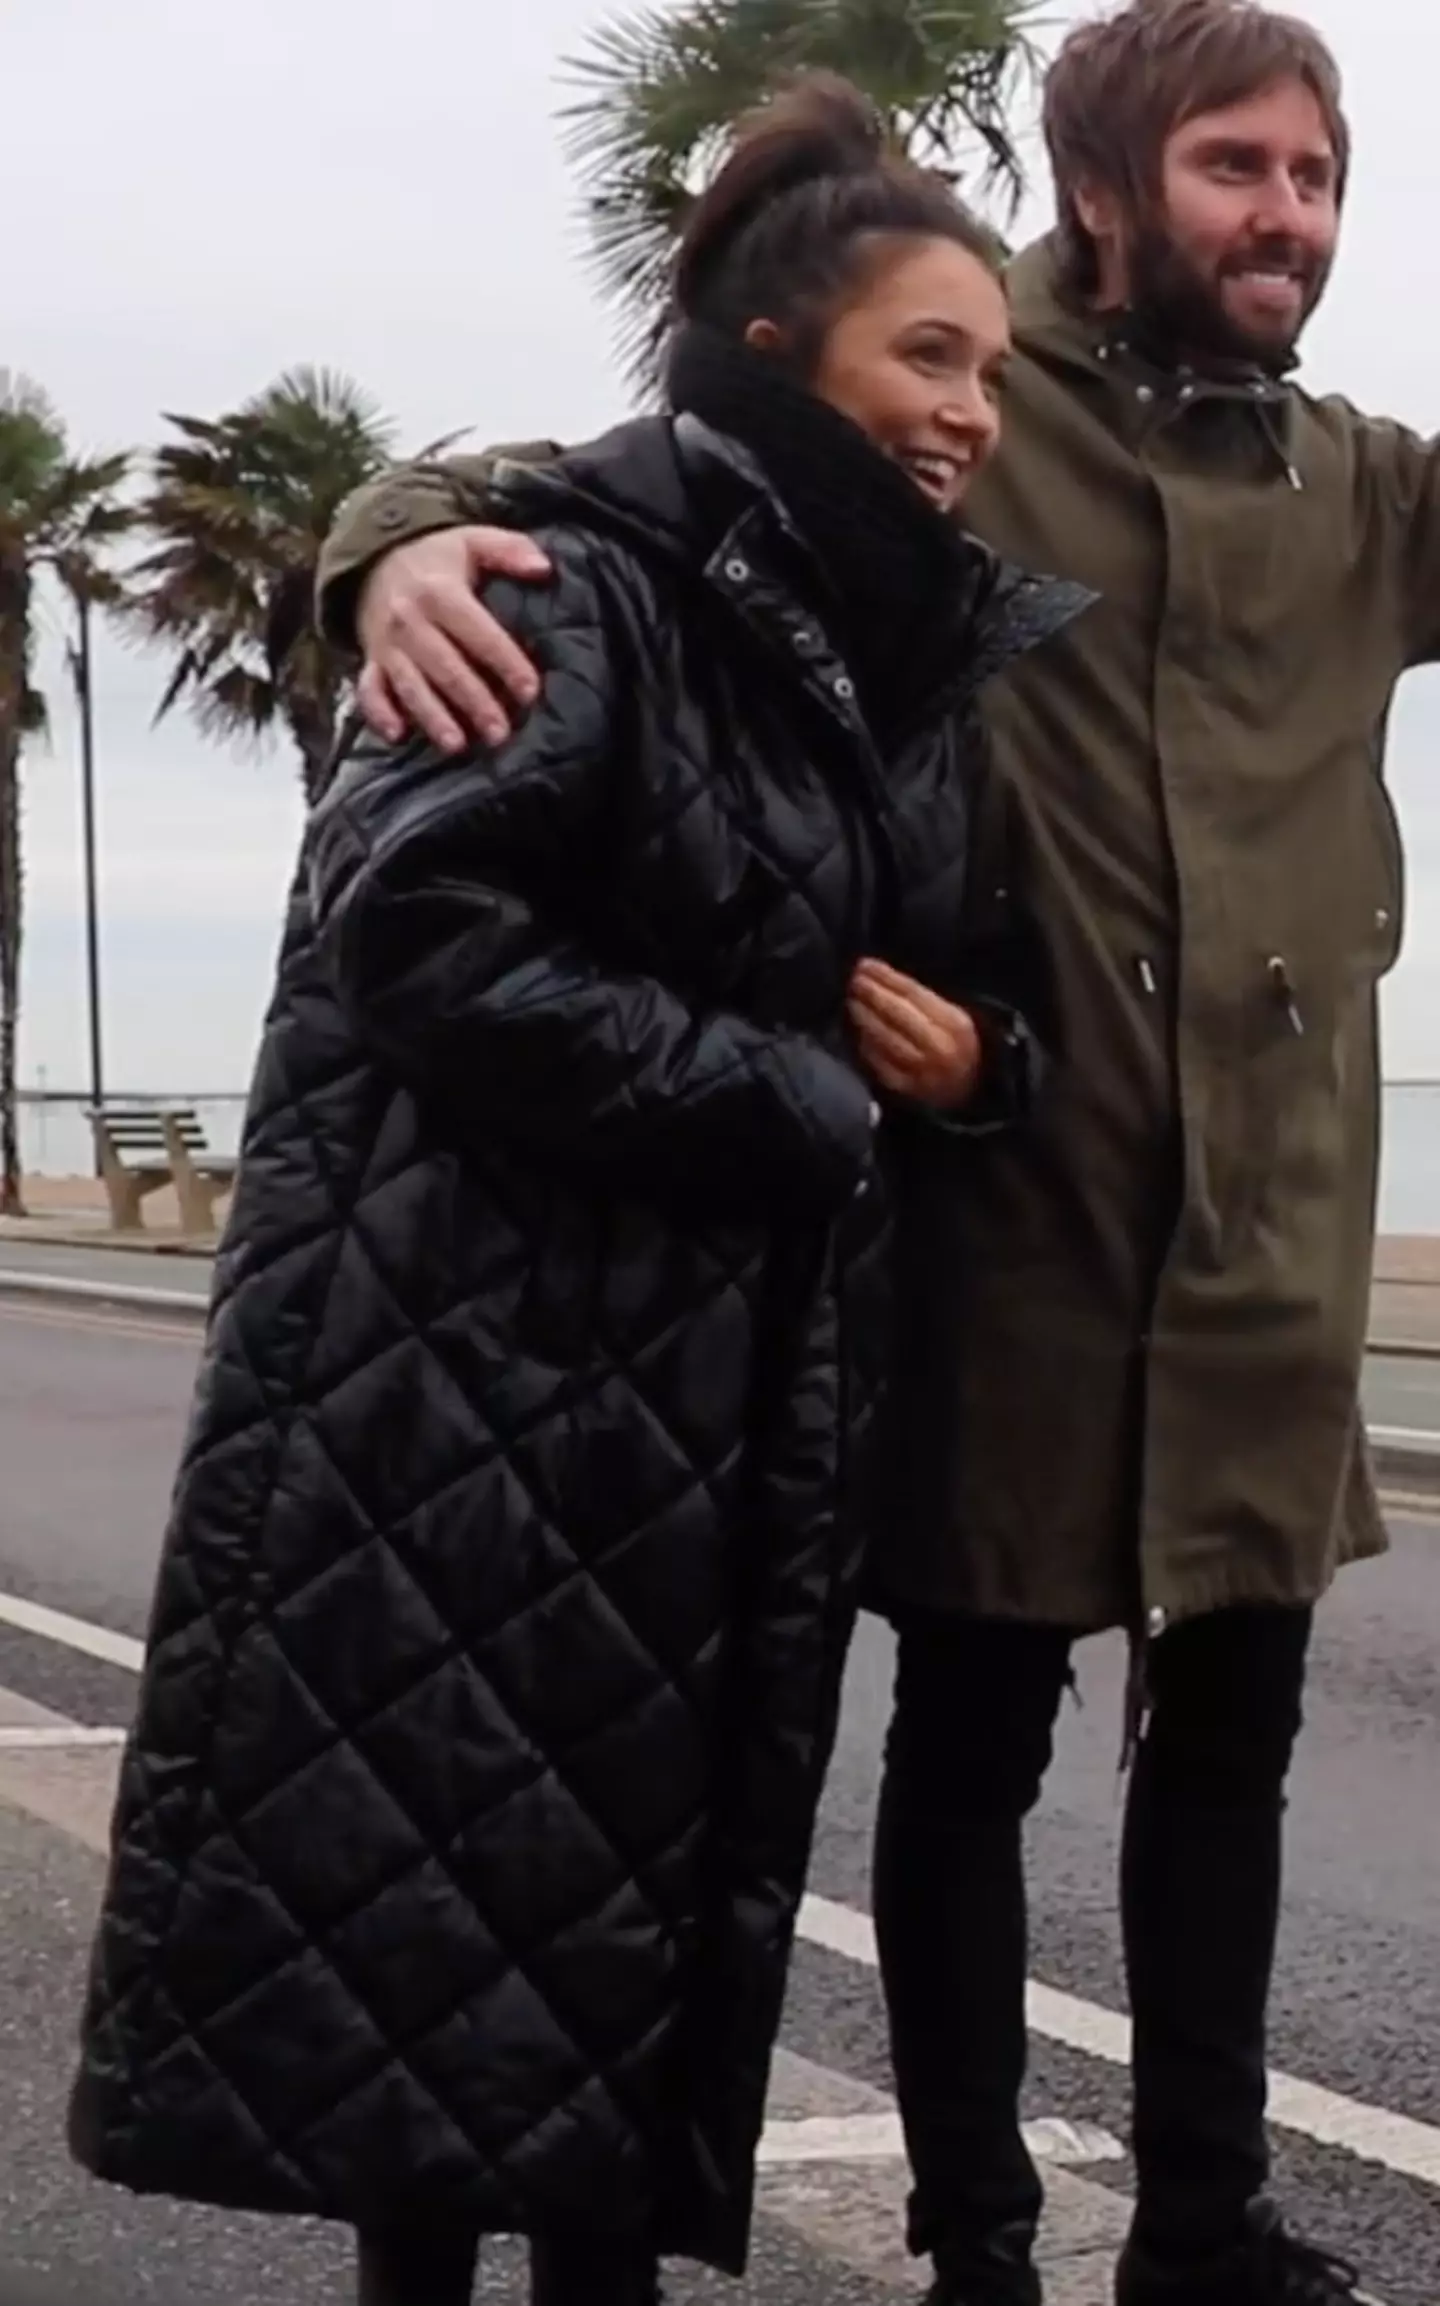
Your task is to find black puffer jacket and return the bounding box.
[70,414,1076,2270]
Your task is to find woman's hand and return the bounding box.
[847,959,983,1110]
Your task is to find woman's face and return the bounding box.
[759,237,1009,515]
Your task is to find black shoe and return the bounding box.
[929,2224,1043,2306]
[928,2278,1041,2306]
[1116,2200,1363,2304]
[529,2236,660,2306]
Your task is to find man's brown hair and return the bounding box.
[1042,0,1350,290]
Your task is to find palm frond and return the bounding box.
[561,0,1045,390]
[254,365,394,439]
[51,551,133,610]
[0,370,61,428]
[0,370,69,523]
[190,662,279,748]
[415,426,476,462]
[134,367,399,777]
[0,379,130,780]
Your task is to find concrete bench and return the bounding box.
[88,1104,237,1237]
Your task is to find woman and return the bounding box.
[69,75,1080,2306]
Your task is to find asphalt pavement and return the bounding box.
[0,1288,1437,2304]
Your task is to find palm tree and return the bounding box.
[131,368,398,806]
[0,372,130,1217]
[562,0,1046,388]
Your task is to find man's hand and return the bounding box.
[356,527,553,752]
[847,958,983,1110]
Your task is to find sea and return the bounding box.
[19,1081,1440,1237]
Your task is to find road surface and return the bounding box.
[0,1293,1436,2304]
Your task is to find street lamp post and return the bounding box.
[70,586,104,1121]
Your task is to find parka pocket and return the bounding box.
[1191,963,1338,1266]
[1236,954,1380,1314]
[1187,766,1399,1269]
[1240,762,1400,1221]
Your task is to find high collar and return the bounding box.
[1006,235,1297,406]
[1005,235,1304,489]
[486,408,1093,733]
[665,325,986,734]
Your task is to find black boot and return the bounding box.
[529,2233,661,2306]
[356,2223,480,2306]
[1116,2200,1364,2305]
[928,2219,1043,2306]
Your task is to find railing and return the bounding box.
[16,1079,1440,1230]
[17,1090,245,1179]
[8,1088,1440,1366]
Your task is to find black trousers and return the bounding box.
[872,1605,1312,2274]
[356,2228,657,2306]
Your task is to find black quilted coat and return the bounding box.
[70,413,1074,2270]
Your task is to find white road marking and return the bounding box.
[0,1578,1435,2197]
[1024,2116,1128,2168]
[1367,1423,1440,1458]
[759,2113,1123,2169]
[0,1590,145,1674]
[800,1893,1440,2191]
[0,1724,127,1749]
[1375,1487,1440,1520]
[759,2112,904,2166]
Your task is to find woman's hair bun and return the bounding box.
[727,70,888,194]
[674,71,892,319]
[672,67,993,342]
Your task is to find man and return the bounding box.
[314,6,1425,2300]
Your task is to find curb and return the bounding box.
[1369,1426,1440,1496]
[0,1269,207,1316]
[4,1267,1440,1497]
[0,1228,214,1260]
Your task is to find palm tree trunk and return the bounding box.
[0,546,30,1218]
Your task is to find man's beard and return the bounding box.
[1126,219,1330,373]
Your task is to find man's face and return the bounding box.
[1131,78,1341,366]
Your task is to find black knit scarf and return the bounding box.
[666,324,987,738]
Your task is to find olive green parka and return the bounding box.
[316,238,1438,1634]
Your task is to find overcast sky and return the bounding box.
[9,0,1440,1105]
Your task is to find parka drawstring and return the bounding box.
[1098,334,1304,487]
[1257,403,1304,491]
[1119,1629,1154,1777]
[1267,953,1306,1035]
